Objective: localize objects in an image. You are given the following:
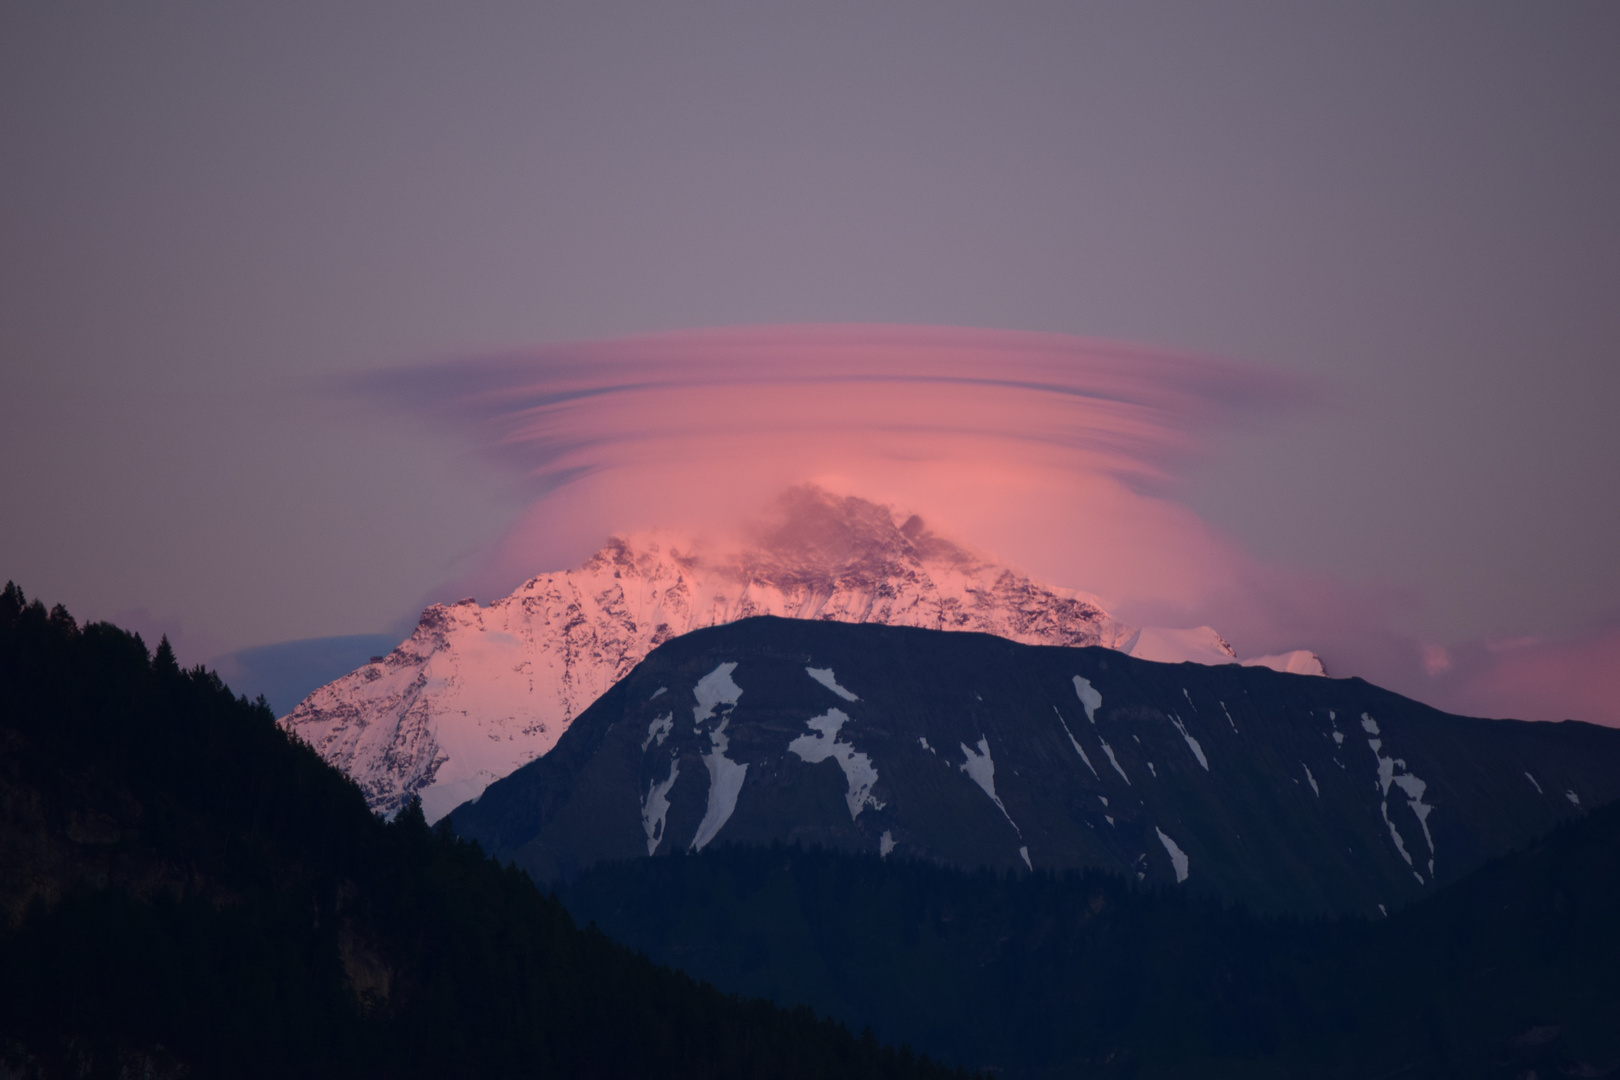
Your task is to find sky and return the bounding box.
[2,3,1617,723]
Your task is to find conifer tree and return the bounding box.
[153,634,180,676]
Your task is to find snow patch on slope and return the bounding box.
[788,708,883,819]
[691,719,747,851]
[959,736,1021,836]
[806,666,860,702]
[1097,737,1131,785]
[688,662,748,851]
[693,662,743,724]
[1169,715,1209,771]
[1072,676,1102,722]
[1054,708,1099,779]
[1363,713,1437,878]
[642,712,673,751]
[1156,827,1190,883]
[641,759,680,855]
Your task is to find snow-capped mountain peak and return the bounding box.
[280,486,1321,820]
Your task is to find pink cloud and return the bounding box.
[1425,619,1620,726]
[356,324,1303,610]
[350,324,1618,729]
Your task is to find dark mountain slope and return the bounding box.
[0,584,965,1080]
[452,616,1620,916]
[561,801,1620,1079]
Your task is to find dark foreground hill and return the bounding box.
[0,585,965,1080]
[562,808,1620,1079]
[451,617,1620,917]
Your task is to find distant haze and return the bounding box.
[1,4,1615,723]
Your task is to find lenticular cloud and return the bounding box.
[355,324,1303,620]
[348,323,1620,727]
[365,323,1293,490]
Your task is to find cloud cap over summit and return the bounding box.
[348,323,1620,728]
[353,324,1304,617]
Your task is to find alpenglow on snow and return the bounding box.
[280,487,1323,820]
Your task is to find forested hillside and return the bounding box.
[0,584,965,1080]
[563,805,1620,1078]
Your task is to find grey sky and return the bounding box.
[2,2,1617,663]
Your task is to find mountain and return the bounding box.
[559,803,1620,1079]
[0,584,965,1080]
[11,583,1616,1078]
[282,486,1321,820]
[449,616,1620,918]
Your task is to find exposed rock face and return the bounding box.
[281,487,1318,820]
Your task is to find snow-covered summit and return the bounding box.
[280,486,1322,820]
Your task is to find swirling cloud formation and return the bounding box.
[353,323,1619,727]
[355,324,1299,617]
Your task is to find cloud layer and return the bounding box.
[353,324,1617,727]
[357,324,1296,602]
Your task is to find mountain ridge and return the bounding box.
[450,615,1620,917]
[282,487,1321,819]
